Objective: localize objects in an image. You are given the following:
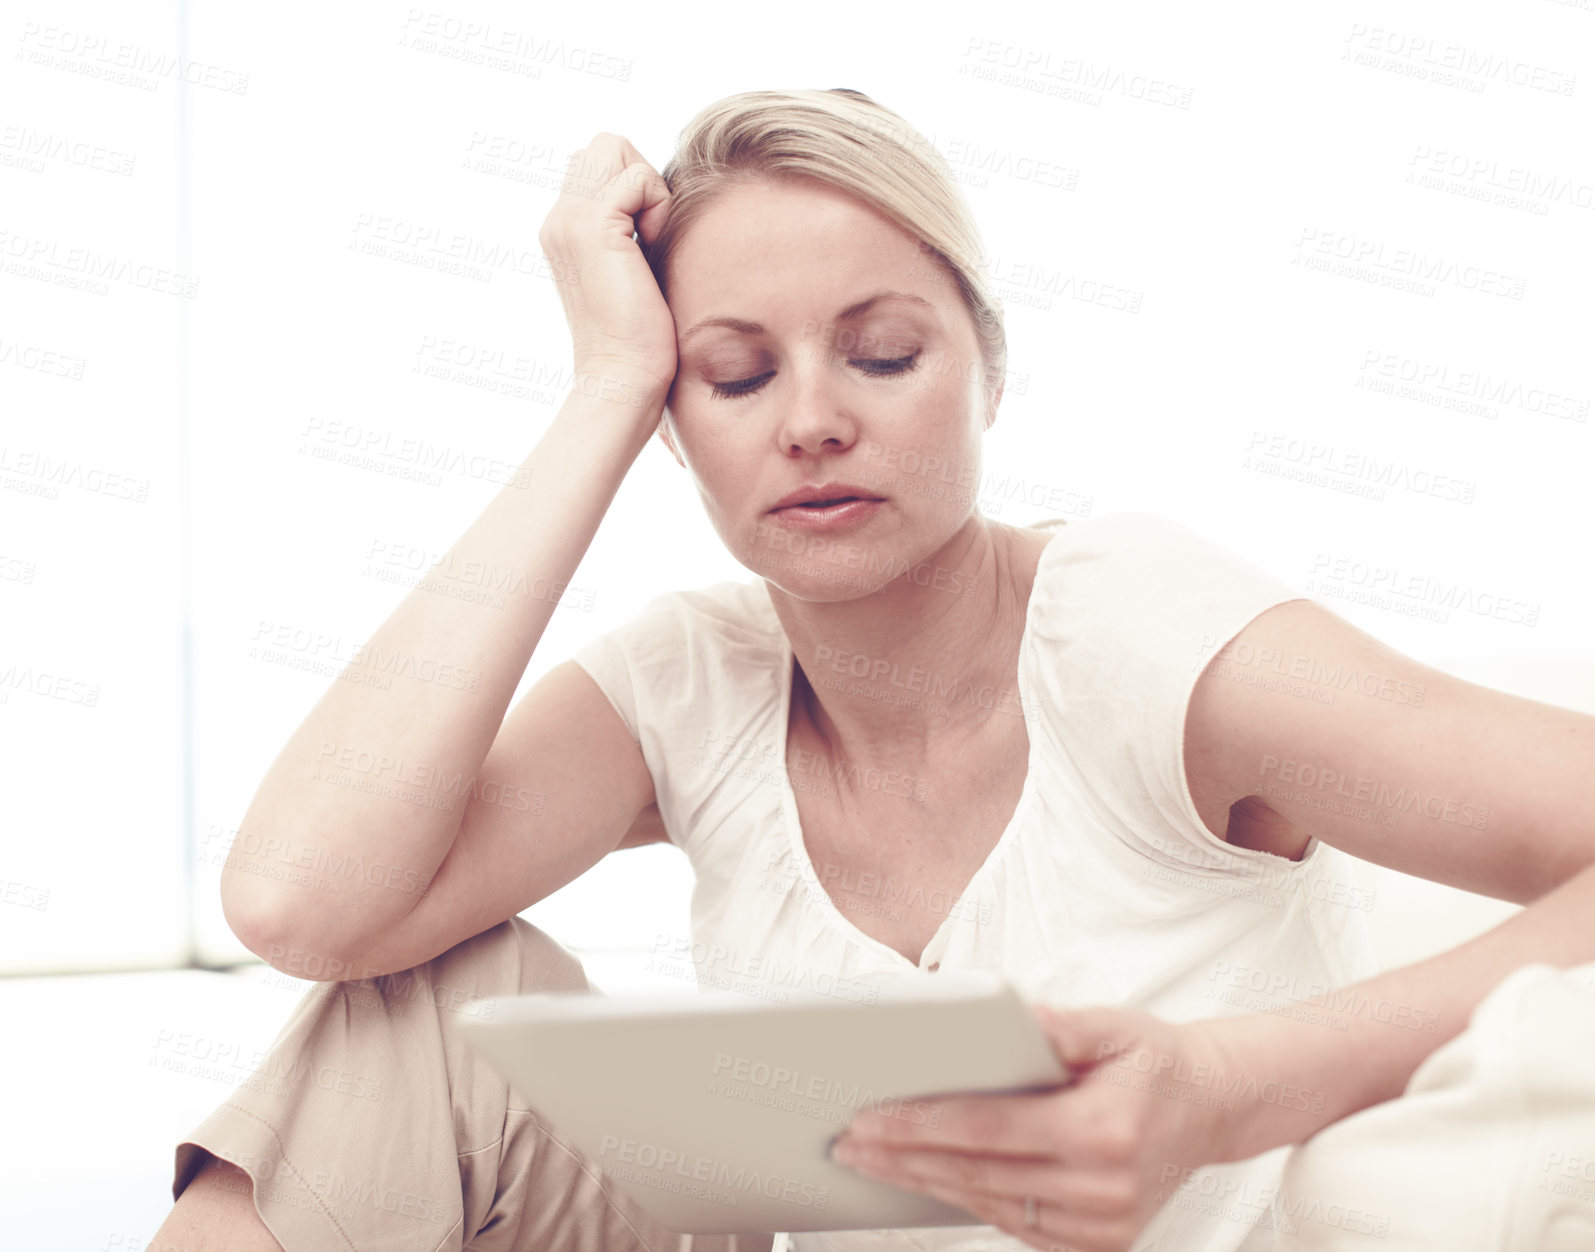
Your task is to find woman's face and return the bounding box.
[659,175,998,599]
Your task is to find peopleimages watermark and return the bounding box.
[808,643,1034,726]
[834,113,1079,193]
[1204,961,1439,1034]
[0,553,37,584]
[1538,1152,1595,1204]
[1258,755,1489,832]
[0,225,199,297]
[248,618,483,693]
[0,660,100,708]
[851,437,1092,519]
[299,415,530,489]
[149,1027,383,1101]
[158,1149,452,1230]
[647,933,880,1006]
[694,728,931,803]
[1341,23,1577,97]
[958,35,1196,110]
[410,332,571,405]
[749,520,981,598]
[1136,831,1379,913]
[1293,227,1526,302]
[793,318,1032,397]
[1158,1165,1393,1241]
[241,958,497,1021]
[1095,1040,1328,1115]
[349,210,579,285]
[0,444,148,503]
[909,252,1144,315]
[708,1051,943,1130]
[361,535,596,612]
[1194,632,1427,707]
[693,731,833,800]
[0,124,136,176]
[1306,553,1540,628]
[1355,346,1588,422]
[15,22,250,94]
[198,817,440,900]
[1241,430,1478,504]
[760,846,995,930]
[1,875,50,911]
[0,335,87,380]
[597,1135,830,1211]
[311,739,543,813]
[397,9,632,81]
[1405,145,1595,219]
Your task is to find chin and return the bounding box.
[760,560,895,602]
[733,519,899,599]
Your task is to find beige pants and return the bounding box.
[171,917,780,1252]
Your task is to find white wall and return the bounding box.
[2,0,1591,975]
[1,4,189,972]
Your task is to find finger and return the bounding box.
[558,132,644,202]
[633,178,672,246]
[842,1144,1136,1220]
[599,160,670,240]
[904,1179,1139,1252]
[846,1089,1065,1155]
[838,1140,1057,1198]
[1028,1205,1143,1252]
[886,1176,1042,1250]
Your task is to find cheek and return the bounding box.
[902,363,982,437]
[675,426,754,507]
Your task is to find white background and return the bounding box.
[4,0,1591,976]
[1,7,1592,1243]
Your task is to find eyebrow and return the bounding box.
[678,291,936,344]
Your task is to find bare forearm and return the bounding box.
[224,381,661,956]
[1209,858,1595,1162]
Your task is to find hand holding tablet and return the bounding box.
[458,969,1071,1235]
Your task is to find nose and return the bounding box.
[776,349,859,457]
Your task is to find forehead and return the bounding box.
[666,176,942,317]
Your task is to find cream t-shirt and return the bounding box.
[572,511,1382,1252]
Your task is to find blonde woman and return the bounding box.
[152,89,1595,1252]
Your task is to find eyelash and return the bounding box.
[709,352,921,400]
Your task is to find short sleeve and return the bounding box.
[1028,511,1309,869]
[569,610,652,746]
[565,578,786,856]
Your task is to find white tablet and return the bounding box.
[457,969,1069,1235]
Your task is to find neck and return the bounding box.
[766,516,1045,769]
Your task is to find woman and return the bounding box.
[153,88,1595,1252]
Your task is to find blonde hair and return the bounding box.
[643,88,1007,405]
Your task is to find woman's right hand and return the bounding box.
[539,133,678,422]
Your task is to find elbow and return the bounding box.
[222,871,374,983]
[220,865,278,961]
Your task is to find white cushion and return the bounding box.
[1263,961,1595,1250]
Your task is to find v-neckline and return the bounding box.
[767,520,1072,972]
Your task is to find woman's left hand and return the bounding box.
[829,1003,1248,1252]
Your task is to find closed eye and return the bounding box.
[709,353,921,400]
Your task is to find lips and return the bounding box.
[769,482,884,512]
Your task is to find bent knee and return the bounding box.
[376,916,593,1013]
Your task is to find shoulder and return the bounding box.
[571,574,783,696]
[1020,511,1312,862]
[1040,509,1230,560]
[1030,510,1278,610]
[622,576,782,656]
